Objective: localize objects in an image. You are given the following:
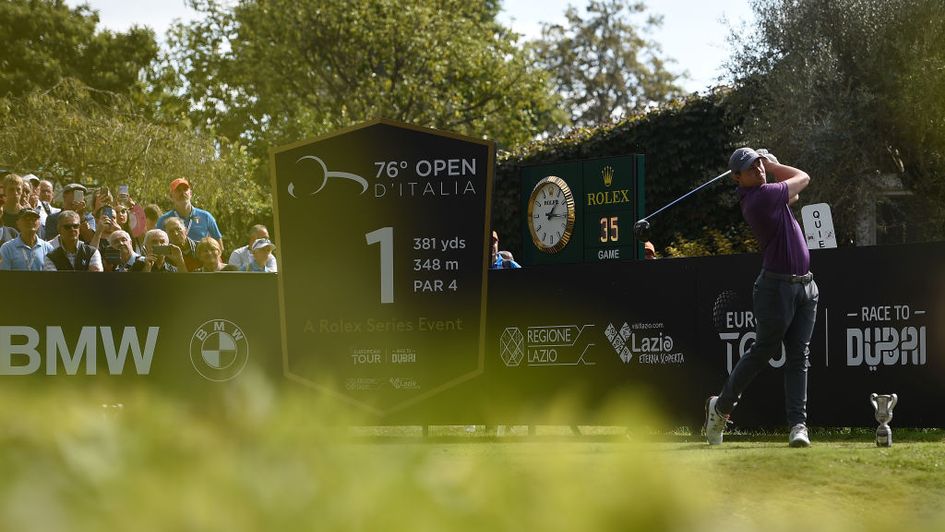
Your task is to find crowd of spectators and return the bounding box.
[0,172,278,273]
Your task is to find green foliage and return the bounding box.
[0,0,158,100]
[663,226,757,259]
[727,0,945,242]
[0,81,266,247]
[162,0,564,172]
[495,92,750,258]
[532,0,685,130]
[2,383,945,531]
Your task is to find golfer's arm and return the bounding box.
[763,159,810,199]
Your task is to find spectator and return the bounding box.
[38,179,58,206]
[0,208,54,271]
[490,231,521,269]
[157,178,223,250]
[243,238,277,272]
[144,204,162,232]
[644,241,657,259]
[107,230,140,272]
[36,179,61,231]
[136,228,187,272]
[0,187,17,246]
[91,187,114,215]
[19,179,32,210]
[196,236,238,272]
[44,210,103,272]
[23,174,40,208]
[164,216,200,272]
[228,224,278,272]
[2,173,25,228]
[90,205,122,270]
[112,204,137,246]
[45,183,95,243]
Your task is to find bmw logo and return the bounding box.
[190,319,249,381]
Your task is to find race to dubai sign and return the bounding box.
[270,119,494,414]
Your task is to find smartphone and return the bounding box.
[102,205,115,219]
[74,190,84,203]
[152,245,173,256]
[119,185,129,196]
[102,248,121,263]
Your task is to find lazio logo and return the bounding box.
[190,319,249,381]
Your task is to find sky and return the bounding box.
[65,0,757,94]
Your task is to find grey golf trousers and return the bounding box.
[717,272,819,426]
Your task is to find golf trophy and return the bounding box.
[870,393,898,447]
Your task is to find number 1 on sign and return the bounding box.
[365,227,394,304]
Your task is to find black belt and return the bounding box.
[762,270,813,284]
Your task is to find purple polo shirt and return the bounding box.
[738,181,810,275]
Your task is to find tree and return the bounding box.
[533,0,685,129]
[727,0,945,243]
[0,80,266,242]
[0,0,158,99]
[162,0,564,161]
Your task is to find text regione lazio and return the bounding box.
[4,121,944,429]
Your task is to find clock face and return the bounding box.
[528,176,575,253]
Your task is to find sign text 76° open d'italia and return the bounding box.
[270,119,494,414]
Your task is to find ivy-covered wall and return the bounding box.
[493,91,757,259]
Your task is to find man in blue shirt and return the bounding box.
[0,209,55,271]
[156,178,223,251]
[490,231,521,269]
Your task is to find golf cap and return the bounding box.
[729,147,762,174]
[22,173,40,185]
[63,183,88,194]
[17,208,40,220]
[251,238,275,252]
[169,178,190,193]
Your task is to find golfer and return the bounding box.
[705,148,819,447]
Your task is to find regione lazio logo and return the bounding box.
[190,319,249,381]
[500,327,525,367]
[288,155,368,198]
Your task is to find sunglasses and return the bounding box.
[62,223,80,230]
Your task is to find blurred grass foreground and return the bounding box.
[2,375,945,532]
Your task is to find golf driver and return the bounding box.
[632,169,732,240]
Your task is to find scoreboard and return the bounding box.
[521,155,645,265]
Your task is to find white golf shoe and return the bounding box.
[789,423,811,447]
[704,396,730,445]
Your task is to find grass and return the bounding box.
[2,379,944,532]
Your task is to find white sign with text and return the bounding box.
[801,203,837,249]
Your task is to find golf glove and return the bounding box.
[757,148,779,164]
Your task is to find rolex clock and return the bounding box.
[528,176,576,253]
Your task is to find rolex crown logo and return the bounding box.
[602,165,614,187]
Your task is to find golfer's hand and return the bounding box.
[757,148,779,164]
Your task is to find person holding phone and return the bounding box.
[44,183,95,244]
[133,228,187,272]
[164,216,200,272]
[90,204,122,270]
[107,230,140,272]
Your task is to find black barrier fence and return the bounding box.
[4,242,944,428]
